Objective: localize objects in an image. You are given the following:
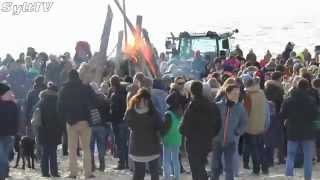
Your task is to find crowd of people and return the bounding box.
[1,42,320,180]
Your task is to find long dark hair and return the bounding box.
[127,88,155,115]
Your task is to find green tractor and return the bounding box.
[163,29,238,79]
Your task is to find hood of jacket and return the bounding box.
[39,89,57,100]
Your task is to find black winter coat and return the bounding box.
[0,100,19,136]
[125,109,162,157]
[280,89,318,141]
[38,90,63,145]
[264,81,284,113]
[58,80,96,125]
[180,96,221,154]
[109,86,127,124]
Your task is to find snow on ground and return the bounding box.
[7,148,320,180]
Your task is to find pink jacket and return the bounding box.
[224,57,241,69]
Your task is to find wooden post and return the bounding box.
[99,5,113,58]
[134,15,143,74]
[123,0,128,47]
[136,15,143,37]
[115,31,124,75]
[114,0,136,35]
[116,31,124,58]
[142,28,160,78]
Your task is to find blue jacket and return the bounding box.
[215,99,248,145]
[151,89,168,121]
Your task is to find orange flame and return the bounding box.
[124,33,157,77]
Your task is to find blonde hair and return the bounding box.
[216,77,236,98]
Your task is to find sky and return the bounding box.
[0,0,319,58]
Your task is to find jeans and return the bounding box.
[0,136,14,179]
[163,145,180,180]
[243,134,268,174]
[90,126,107,165]
[112,122,129,166]
[41,144,58,176]
[211,142,235,180]
[133,158,159,180]
[222,136,240,176]
[285,140,314,180]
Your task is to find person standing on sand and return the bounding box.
[0,83,19,180]
[180,81,221,180]
[109,75,129,170]
[211,84,247,180]
[242,74,270,175]
[124,88,162,180]
[37,84,63,177]
[280,79,317,180]
[25,76,47,136]
[58,70,95,179]
[161,93,183,180]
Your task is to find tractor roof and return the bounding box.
[179,31,220,39]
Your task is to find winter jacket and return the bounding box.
[58,80,96,125]
[109,86,127,124]
[46,61,61,85]
[161,111,182,146]
[264,80,284,113]
[0,100,19,136]
[25,85,47,122]
[38,89,63,145]
[224,57,241,70]
[125,109,162,157]
[215,99,247,145]
[244,86,268,135]
[180,96,221,154]
[280,89,318,141]
[91,94,110,127]
[168,89,189,110]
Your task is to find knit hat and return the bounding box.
[0,83,10,96]
[241,73,259,88]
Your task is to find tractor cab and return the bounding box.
[163,29,238,79]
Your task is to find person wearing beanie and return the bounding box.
[0,83,19,180]
[241,73,270,175]
[36,83,63,177]
[57,70,96,179]
[180,81,221,180]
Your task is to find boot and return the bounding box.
[99,159,105,172]
[113,161,125,170]
[91,156,96,172]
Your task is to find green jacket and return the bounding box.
[162,111,182,146]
